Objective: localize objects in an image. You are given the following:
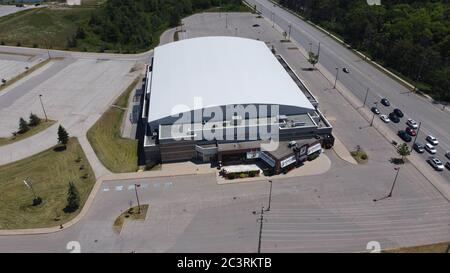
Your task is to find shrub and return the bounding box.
[227,173,235,180]
[360,154,368,160]
[32,197,42,206]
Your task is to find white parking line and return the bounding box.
[102,187,110,192]
[115,186,123,191]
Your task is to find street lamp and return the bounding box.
[134,183,141,214]
[333,67,339,89]
[225,14,228,29]
[288,24,292,40]
[271,12,274,28]
[373,167,401,202]
[370,101,378,126]
[38,94,48,122]
[266,180,273,212]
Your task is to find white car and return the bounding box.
[425,143,437,154]
[380,115,390,123]
[406,119,418,129]
[428,157,444,171]
[426,135,439,146]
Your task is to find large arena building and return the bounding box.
[140,36,333,174]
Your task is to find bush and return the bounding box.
[32,197,42,206]
[227,173,235,180]
[360,154,368,160]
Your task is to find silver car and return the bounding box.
[428,157,444,171]
[425,143,437,154]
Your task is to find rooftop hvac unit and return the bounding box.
[293,122,306,127]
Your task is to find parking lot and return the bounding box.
[0,52,42,82]
[0,56,143,165]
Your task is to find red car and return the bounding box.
[406,127,416,136]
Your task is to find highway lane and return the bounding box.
[247,0,450,180]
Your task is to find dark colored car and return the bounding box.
[389,112,400,123]
[393,108,404,118]
[413,142,425,153]
[371,107,380,115]
[406,127,416,136]
[398,130,412,142]
[343,68,350,73]
[381,98,390,106]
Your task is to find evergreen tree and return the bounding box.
[64,182,80,213]
[29,113,41,127]
[57,125,69,147]
[18,117,29,134]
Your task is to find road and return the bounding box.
[0,4,43,18]
[246,0,450,181]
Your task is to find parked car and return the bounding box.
[425,143,437,154]
[426,135,439,146]
[398,131,412,142]
[413,142,425,153]
[343,67,350,73]
[445,161,450,170]
[445,151,450,160]
[428,157,444,171]
[406,119,418,129]
[380,115,390,123]
[405,127,416,136]
[393,108,404,118]
[371,107,380,115]
[389,112,400,123]
[381,98,390,106]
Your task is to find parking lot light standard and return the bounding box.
[134,183,141,214]
[370,101,378,126]
[333,68,339,89]
[373,167,401,202]
[266,180,273,212]
[38,94,48,122]
[412,121,422,147]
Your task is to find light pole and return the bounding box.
[373,167,400,202]
[288,24,292,40]
[333,68,339,89]
[38,94,48,122]
[134,183,141,214]
[412,121,422,147]
[309,42,312,54]
[370,101,378,127]
[266,180,273,212]
[271,12,274,28]
[225,14,228,29]
[317,42,321,62]
[363,87,370,107]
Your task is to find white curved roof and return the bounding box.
[148,36,314,123]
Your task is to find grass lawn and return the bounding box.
[0,119,55,147]
[87,78,139,173]
[0,6,95,51]
[113,204,149,234]
[385,242,450,253]
[0,137,95,229]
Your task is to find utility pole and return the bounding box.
[256,205,265,253]
[38,94,48,122]
[363,88,370,107]
[333,68,339,89]
[134,184,141,214]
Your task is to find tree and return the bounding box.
[29,113,41,127]
[64,182,80,213]
[18,117,29,134]
[57,125,69,147]
[308,51,319,68]
[396,143,410,162]
[75,27,86,39]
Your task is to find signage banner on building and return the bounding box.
[246,151,260,159]
[280,155,296,168]
[260,152,276,167]
[307,143,322,155]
